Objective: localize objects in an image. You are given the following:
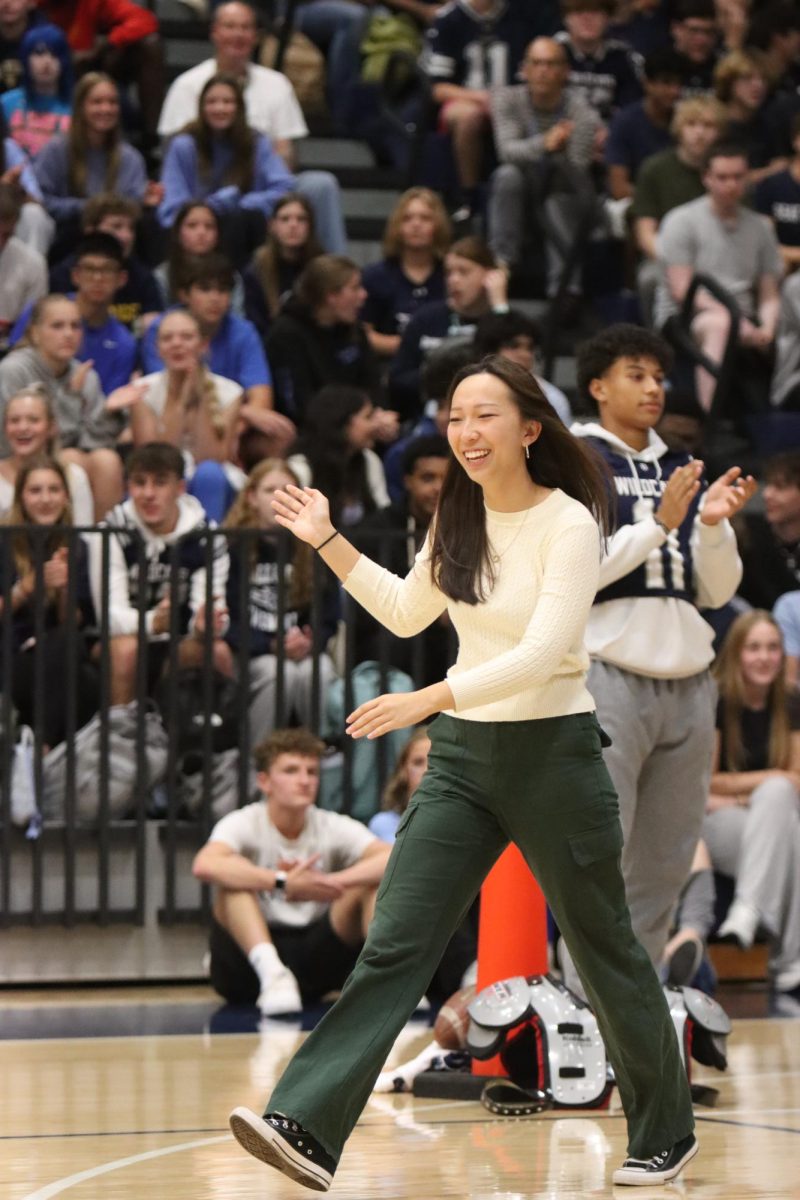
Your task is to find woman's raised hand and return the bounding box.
[105,379,149,412]
[271,485,334,547]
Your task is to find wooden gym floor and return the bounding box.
[1,984,799,1199]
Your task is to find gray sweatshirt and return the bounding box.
[0,346,123,453]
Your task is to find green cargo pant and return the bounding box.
[267,712,694,1164]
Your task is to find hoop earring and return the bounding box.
[524,443,530,460]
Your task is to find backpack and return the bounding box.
[154,667,240,765]
[318,660,415,823]
[260,31,327,116]
[360,12,422,85]
[42,703,169,822]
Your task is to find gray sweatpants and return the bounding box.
[703,776,800,976]
[488,162,587,295]
[246,653,337,744]
[563,661,715,993]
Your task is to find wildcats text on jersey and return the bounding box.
[587,436,703,606]
[614,475,664,498]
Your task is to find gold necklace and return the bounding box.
[488,509,533,564]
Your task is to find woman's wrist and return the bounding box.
[423,681,455,718]
[315,528,339,552]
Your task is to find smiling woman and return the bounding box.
[0,384,93,522]
[158,72,296,267]
[32,72,149,255]
[0,293,135,518]
[0,454,99,747]
[228,355,702,1192]
[695,610,800,994]
[125,308,244,522]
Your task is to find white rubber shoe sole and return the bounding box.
[613,1134,698,1186]
[229,1107,333,1192]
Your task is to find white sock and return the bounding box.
[248,942,282,990]
[718,899,760,948]
[374,1039,447,1093]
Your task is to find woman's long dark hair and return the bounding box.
[252,192,323,318]
[165,201,220,300]
[185,73,255,193]
[291,386,374,526]
[431,357,612,604]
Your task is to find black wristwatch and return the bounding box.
[274,870,288,892]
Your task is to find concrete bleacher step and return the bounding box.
[296,137,376,170]
[296,136,403,257]
[341,187,399,220]
[154,1,408,251]
[153,7,562,324]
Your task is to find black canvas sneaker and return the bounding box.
[229,1107,336,1192]
[613,1132,698,1186]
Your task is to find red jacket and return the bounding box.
[42,0,158,50]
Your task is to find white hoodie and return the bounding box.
[572,421,742,677]
[89,494,229,638]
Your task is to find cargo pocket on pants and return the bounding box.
[376,803,419,898]
[567,819,624,867]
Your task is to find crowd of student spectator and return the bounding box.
[1,1,799,501]
[4,0,800,1005]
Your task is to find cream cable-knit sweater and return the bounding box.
[343,489,601,723]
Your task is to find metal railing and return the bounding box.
[0,523,448,928]
[670,272,742,434]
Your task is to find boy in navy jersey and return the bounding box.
[567,324,756,987]
[90,442,231,705]
[421,0,542,217]
[555,0,643,123]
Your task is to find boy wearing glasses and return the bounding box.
[9,231,139,393]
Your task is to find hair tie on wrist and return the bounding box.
[654,518,670,537]
[315,530,339,552]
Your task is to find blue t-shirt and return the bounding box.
[755,168,800,247]
[142,308,272,390]
[360,258,446,337]
[605,99,672,178]
[80,316,139,393]
[8,297,138,394]
[368,810,401,843]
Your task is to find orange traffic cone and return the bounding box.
[473,845,548,1077]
